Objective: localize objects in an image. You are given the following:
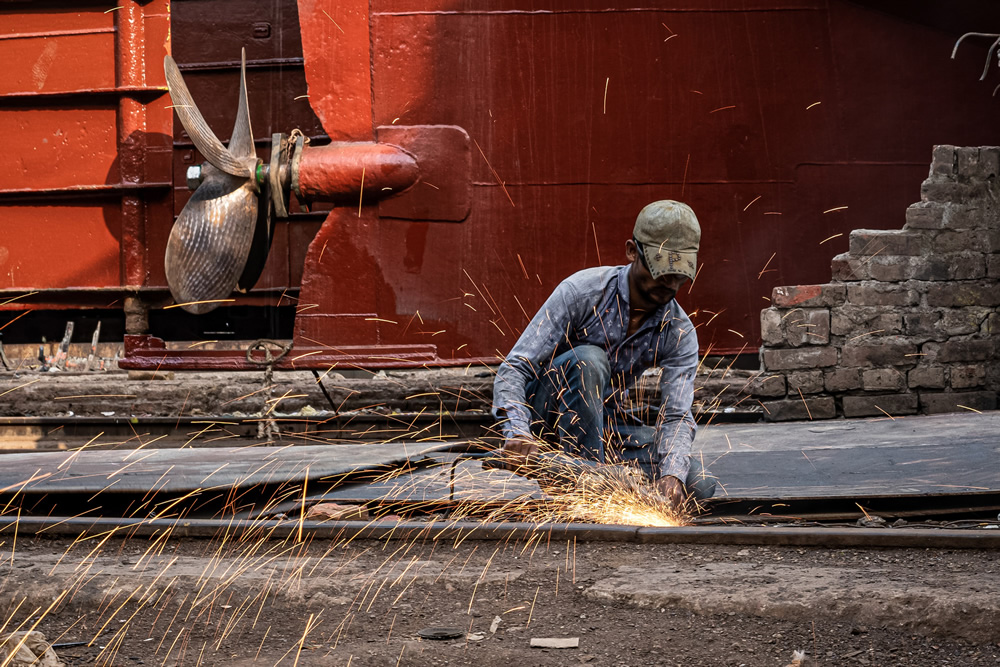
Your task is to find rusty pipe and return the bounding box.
[5,517,1000,549]
[293,142,419,204]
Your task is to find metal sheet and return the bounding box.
[0,205,121,288]
[0,107,120,190]
[0,442,451,496]
[0,1,172,310]
[0,32,115,96]
[356,0,1000,357]
[708,442,1000,498]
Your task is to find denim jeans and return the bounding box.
[525,345,716,500]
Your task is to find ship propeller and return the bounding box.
[163,49,269,314]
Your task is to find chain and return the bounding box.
[245,339,293,444]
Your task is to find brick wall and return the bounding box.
[756,146,1000,421]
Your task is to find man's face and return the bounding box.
[626,239,689,307]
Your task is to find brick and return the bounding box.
[846,284,919,307]
[787,370,824,394]
[830,253,868,281]
[902,311,943,338]
[934,230,989,253]
[904,202,946,230]
[954,146,1000,184]
[956,147,981,180]
[988,256,1000,279]
[949,254,987,281]
[936,338,997,363]
[868,257,912,282]
[761,397,836,422]
[842,393,918,418]
[771,284,846,309]
[926,282,1000,308]
[943,203,995,229]
[951,364,986,389]
[862,367,906,391]
[762,347,838,371]
[784,309,830,347]
[760,307,830,348]
[920,341,941,363]
[841,342,918,367]
[825,368,861,392]
[921,177,971,203]
[987,312,1000,336]
[976,146,1000,180]
[908,365,946,389]
[831,306,902,337]
[930,145,957,177]
[988,363,1000,393]
[746,373,787,398]
[849,229,925,256]
[910,254,986,281]
[940,307,991,336]
[919,391,997,415]
[989,229,1000,254]
[760,309,784,346]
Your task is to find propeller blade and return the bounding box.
[228,49,256,161]
[236,174,274,292]
[164,164,259,314]
[164,55,253,178]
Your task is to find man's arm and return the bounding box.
[651,310,699,491]
[492,283,579,457]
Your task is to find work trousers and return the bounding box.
[525,345,716,500]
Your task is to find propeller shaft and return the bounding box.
[294,142,419,204]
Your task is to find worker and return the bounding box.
[492,200,716,507]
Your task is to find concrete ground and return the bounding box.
[4,536,998,666]
[0,369,998,665]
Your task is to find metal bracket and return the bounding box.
[268,132,293,218]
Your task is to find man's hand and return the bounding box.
[654,475,687,509]
[502,436,539,472]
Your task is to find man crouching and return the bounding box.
[492,200,716,508]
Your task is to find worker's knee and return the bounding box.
[558,345,610,385]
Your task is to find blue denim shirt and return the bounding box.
[493,265,699,480]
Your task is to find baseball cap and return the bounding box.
[632,200,700,281]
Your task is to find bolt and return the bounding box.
[253,22,271,39]
[186,164,203,190]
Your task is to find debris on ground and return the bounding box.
[0,632,63,667]
[530,637,580,649]
[304,502,369,521]
[785,649,809,666]
[857,514,888,528]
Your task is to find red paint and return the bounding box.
[296,142,419,203]
[0,205,121,289]
[772,285,823,309]
[297,0,374,140]
[3,1,1000,368]
[0,1,172,311]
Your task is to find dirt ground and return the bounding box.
[2,532,997,666]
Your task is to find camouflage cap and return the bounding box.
[632,200,701,280]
